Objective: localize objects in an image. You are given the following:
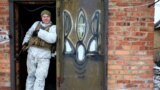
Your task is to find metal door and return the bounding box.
[57,0,107,90]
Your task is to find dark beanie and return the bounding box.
[41,10,51,17]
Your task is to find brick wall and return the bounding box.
[0,1,10,90]
[108,0,154,89]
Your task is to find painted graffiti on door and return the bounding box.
[63,10,75,54]
[63,8,101,76]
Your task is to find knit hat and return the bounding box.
[41,10,51,17]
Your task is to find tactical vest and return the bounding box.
[28,22,53,49]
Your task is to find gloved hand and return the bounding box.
[32,30,39,37]
[22,42,28,51]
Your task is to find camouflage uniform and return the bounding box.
[22,21,57,90]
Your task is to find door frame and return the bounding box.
[9,0,56,90]
[103,0,109,89]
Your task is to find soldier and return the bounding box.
[22,9,57,90]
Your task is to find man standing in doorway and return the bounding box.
[22,9,57,90]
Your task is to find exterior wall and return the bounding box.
[0,1,10,90]
[0,0,155,90]
[108,0,154,89]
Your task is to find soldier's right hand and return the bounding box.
[32,30,39,37]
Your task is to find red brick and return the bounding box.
[108,65,123,70]
[110,75,124,80]
[0,87,10,90]
[108,21,115,26]
[116,22,130,26]
[117,80,130,84]
[126,83,138,88]
[115,50,130,55]
[131,80,144,84]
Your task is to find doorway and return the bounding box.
[10,0,108,90]
[9,1,56,90]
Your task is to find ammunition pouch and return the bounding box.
[28,37,52,49]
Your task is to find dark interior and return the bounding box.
[16,2,56,90]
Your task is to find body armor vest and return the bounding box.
[28,22,53,49]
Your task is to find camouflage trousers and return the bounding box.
[154,66,160,90]
[25,53,50,90]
